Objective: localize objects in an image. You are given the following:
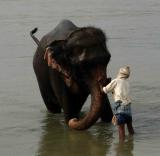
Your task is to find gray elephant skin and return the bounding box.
[30,20,113,130]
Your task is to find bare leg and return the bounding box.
[127,122,134,135]
[118,124,125,141]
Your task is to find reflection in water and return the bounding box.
[36,113,113,156]
[114,137,134,156]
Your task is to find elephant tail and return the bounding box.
[30,27,40,46]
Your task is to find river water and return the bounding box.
[0,0,160,155]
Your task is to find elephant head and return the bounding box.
[45,27,111,130]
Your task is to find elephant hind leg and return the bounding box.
[33,50,61,113]
[39,84,61,113]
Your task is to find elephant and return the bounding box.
[30,19,113,130]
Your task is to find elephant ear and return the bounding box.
[44,46,71,78]
[44,45,77,90]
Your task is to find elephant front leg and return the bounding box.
[33,56,62,113]
[38,81,62,113]
[62,99,82,123]
[62,92,87,124]
[100,95,113,122]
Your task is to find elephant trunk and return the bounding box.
[68,85,104,130]
[68,65,109,130]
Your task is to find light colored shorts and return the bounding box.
[112,101,132,125]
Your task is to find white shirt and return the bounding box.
[103,78,131,105]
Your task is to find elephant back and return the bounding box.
[41,20,79,48]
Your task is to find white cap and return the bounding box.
[117,66,130,79]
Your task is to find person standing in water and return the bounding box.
[102,66,134,140]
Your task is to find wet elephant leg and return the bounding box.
[100,95,113,122]
[38,82,62,113]
[49,70,88,122]
[59,88,87,122]
[33,55,61,113]
[65,95,88,122]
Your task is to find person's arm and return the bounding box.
[103,79,117,94]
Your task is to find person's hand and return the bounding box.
[99,84,104,93]
[98,79,106,93]
[98,77,111,86]
[98,77,111,93]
